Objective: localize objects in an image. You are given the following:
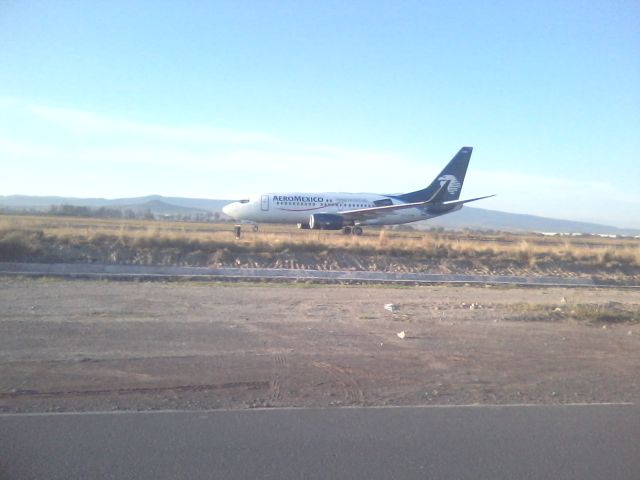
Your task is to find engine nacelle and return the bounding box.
[309,213,345,230]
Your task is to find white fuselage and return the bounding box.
[221,147,490,229]
[222,192,459,226]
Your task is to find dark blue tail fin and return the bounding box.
[396,147,472,203]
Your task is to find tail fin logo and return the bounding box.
[438,175,461,194]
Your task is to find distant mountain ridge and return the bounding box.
[1,194,639,236]
[114,199,210,215]
[418,207,640,236]
[0,194,231,212]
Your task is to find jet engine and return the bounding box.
[309,213,345,230]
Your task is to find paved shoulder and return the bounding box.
[1,404,638,480]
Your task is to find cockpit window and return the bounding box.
[239,199,250,204]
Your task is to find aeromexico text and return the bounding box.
[273,195,326,202]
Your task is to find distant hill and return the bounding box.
[416,207,640,236]
[114,199,211,215]
[0,194,231,212]
[1,194,639,236]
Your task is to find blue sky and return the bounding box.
[1,1,639,227]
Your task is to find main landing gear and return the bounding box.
[342,226,363,236]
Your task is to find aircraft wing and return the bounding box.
[338,198,438,219]
[338,180,451,220]
[338,190,495,221]
[337,181,453,219]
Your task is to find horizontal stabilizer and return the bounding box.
[440,194,496,208]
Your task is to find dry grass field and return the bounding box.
[1,214,639,282]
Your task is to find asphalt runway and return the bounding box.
[1,404,638,480]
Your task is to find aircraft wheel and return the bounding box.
[353,227,363,236]
[342,226,352,235]
[252,224,259,232]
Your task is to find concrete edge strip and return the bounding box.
[0,262,636,288]
[0,402,635,418]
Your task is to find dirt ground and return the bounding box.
[0,278,639,413]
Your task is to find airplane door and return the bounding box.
[261,195,269,211]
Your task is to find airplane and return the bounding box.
[222,146,494,235]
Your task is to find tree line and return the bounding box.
[0,204,223,222]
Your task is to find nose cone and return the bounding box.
[222,202,236,219]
